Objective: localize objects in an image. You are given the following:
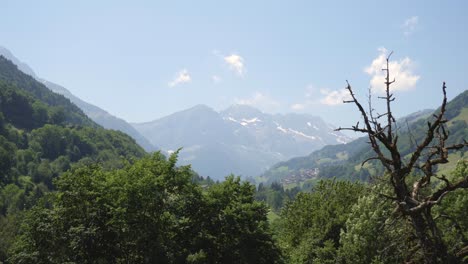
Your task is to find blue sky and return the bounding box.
[1,0,467,129]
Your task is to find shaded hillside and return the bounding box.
[0,55,147,259]
[0,47,156,152]
[262,90,467,184]
[0,55,146,185]
[42,80,156,152]
[0,57,94,127]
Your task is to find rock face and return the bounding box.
[133,104,351,179]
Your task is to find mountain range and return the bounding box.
[132,104,351,179]
[0,46,465,183]
[1,46,353,180]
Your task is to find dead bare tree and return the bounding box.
[336,52,468,264]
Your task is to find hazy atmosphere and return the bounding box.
[2,1,467,126]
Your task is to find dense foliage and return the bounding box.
[274,180,364,263]
[9,153,281,263]
[255,182,301,212]
[0,56,146,260]
[267,161,467,263]
[0,56,94,127]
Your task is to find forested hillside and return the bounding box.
[262,90,467,184]
[42,80,157,152]
[0,47,156,152]
[0,55,146,260]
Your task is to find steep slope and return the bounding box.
[262,91,467,184]
[0,55,146,186]
[0,46,37,77]
[0,46,156,152]
[0,55,147,260]
[42,80,156,152]
[0,56,94,127]
[133,104,351,179]
[133,105,252,178]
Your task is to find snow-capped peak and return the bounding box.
[226,116,261,126]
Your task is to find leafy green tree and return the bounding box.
[10,153,281,263]
[433,161,468,262]
[337,186,412,264]
[0,87,35,130]
[200,176,282,263]
[276,180,364,263]
[0,135,16,184]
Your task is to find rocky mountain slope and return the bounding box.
[132,104,351,179]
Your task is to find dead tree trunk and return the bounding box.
[336,52,467,263]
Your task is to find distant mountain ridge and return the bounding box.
[261,90,467,184]
[41,80,156,152]
[132,104,351,179]
[0,46,356,180]
[0,46,156,152]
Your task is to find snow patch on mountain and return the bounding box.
[329,132,349,144]
[276,125,288,133]
[241,117,261,125]
[288,128,316,140]
[306,122,320,131]
[134,104,352,179]
[226,116,261,126]
[276,124,317,140]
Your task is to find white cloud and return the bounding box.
[235,92,279,112]
[212,75,222,83]
[168,69,191,87]
[290,103,306,110]
[305,84,317,98]
[319,88,352,106]
[292,84,350,108]
[224,54,245,76]
[402,16,418,36]
[364,47,420,93]
[291,84,339,110]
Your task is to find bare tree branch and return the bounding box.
[339,51,467,263]
[406,83,448,172]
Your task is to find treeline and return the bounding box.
[4,157,466,263]
[255,181,311,212]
